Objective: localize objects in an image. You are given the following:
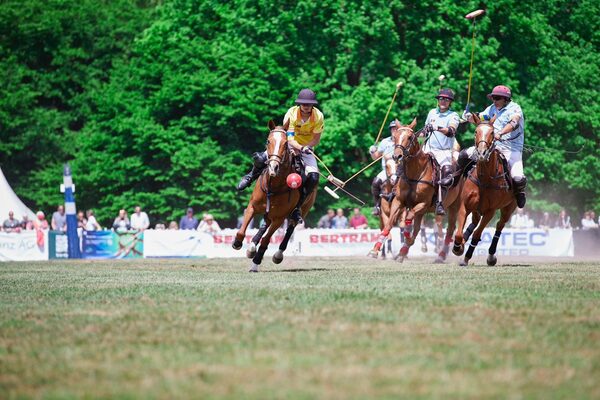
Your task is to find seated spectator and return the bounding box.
[77,211,87,230]
[537,212,552,230]
[155,222,166,230]
[510,208,531,229]
[168,221,179,230]
[3,211,21,233]
[85,210,102,231]
[581,211,599,230]
[331,208,348,229]
[179,207,199,230]
[349,207,369,229]
[555,209,571,229]
[34,211,49,230]
[198,214,221,234]
[20,215,34,230]
[51,205,67,231]
[130,205,150,231]
[112,209,131,232]
[318,208,335,229]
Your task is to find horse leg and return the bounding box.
[452,201,470,256]
[487,204,516,266]
[273,221,296,264]
[436,205,457,263]
[435,215,444,253]
[370,197,403,258]
[250,218,283,272]
[420,224,428,253]
[247,218,270,259]
[397,205,426,262]
[460,211,494,267]
[234,205,256,250]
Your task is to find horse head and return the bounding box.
[473,113,497,162]
[385,157,398,186]
[393,117,418,162]
[266,120,288,177]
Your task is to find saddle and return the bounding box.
[466,150,512,190]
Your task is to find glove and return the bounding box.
[462,111,472,121]
[301,145,313,154]
[424,123,434,134]
[369,145,377,154]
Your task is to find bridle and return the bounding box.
[393,127,419,161]
[266,128,289,170]
[475,124,496,162]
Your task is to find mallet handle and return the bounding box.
[374,82,403,145]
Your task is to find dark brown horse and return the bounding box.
[452,114,517,266]
[369,118,463,262]
[233,120,317,272]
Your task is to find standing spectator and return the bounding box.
[168,221,179,230]
[3,211,21,233]
[112,209,131,232]
[349,207,369,229]
[20,215,34,230]
[581,211,599,230]
[130,206,150,231]
[85,210,102,231]
[179,207,199,230]
[77,211,87,230]
[510,208,531,229]
[331,208,348,229]
[34,211,49,230]
[317,208,335,228]
[555,209,572,229]
[51,205,67,231]
[198,214,221,234]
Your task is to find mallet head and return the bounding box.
[465,9,485,19]
[324,186,340,199]
[396,81,404,90]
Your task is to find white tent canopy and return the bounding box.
[0,167,36,222]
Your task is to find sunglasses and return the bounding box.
[437,97,451,101]
[492,96,506,101]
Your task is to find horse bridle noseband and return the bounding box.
[267,128,289,167]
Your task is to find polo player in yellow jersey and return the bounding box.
[236,88,324,222]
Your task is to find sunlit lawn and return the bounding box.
[1,258,598,399]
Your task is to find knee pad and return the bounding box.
[372,177,383,189]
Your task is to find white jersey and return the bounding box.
[377,137,395,170]
[423,108,459,152]
[480,101,524,152]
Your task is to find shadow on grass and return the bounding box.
[268,268,329,273]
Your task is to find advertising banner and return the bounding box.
[48,231,69,259]
[143,230,213,258]
[82,230,143,259]
[0,231,49,261]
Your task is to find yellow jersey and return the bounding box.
[283,106,324,146]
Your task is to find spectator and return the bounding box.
[317,208,335,229]
[85,210,102,231]
[349,207,369,229]
[155,222,166,230]
[581,211,599,230]
[198,214,221,234]
[130,206,150,231]
[331,208,348,229]
[77,211,87,230]
[555,209,572,229]
[510,208,531,229]
[538,212,552,230]
[20,215,34,230]
[112,209,131,232]
[179,207,199,230]
[34,211,49,230]
[3,211,21,233]
[51,205,67,231]
[168,221,179,230]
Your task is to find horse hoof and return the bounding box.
[249,263,259,273]
[232,239,242,250]
[452,244,464,256]
[367,250,379,259]
[459,259,468,267]
[272,250,284,264]
[246,243,256,259]
[487,254,497,266]
[434,256,444,264]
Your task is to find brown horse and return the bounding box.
[369,118,463,262]
[233,120,317,272]
[378,158,397,259]
[452,114,517,266]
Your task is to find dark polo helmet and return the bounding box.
[436,88,455,100]
[295,88,318,105]
[389,120,397,129]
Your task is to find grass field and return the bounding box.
[1,257,599,399]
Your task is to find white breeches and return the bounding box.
[466,147,524,178]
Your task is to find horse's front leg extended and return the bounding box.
[460,210,495,267]
[397,203,427,261]
[487,203,517,266]
[234,205,256,250]
[370,197,403,257]
[250,217,284,272]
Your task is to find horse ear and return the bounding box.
[489,114,497,124]
[472,113,481,125]
[268,119,276,130]
[409,117,417,130]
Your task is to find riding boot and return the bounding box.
[457,149,473,177]
[237,152,268,191]
[290,172,319,223]
[513,176,527,208]
[371,177,383,216]
[435,185,448,216]
[435,165,453,216]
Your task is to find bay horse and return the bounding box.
[233,120,317,272]
[452,114,517,266]
[368,118,463,262]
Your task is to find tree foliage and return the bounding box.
[1,0,598,226]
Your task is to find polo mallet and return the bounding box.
[309,150,367,205]
[323,154,385,200]
[373,81,404,146]
[464,9,485,113]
